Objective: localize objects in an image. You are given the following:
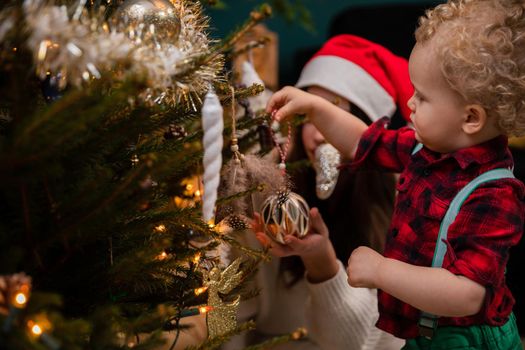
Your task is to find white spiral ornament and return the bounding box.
[201,88,224,223]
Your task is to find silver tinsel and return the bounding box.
[314,143,341,200]
[15,0,222,107]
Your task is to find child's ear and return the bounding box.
[462,104,487,135]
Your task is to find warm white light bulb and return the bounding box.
[194,287,207,295]
[31,324,42,336]
[156,251,168,260]
[192,253,201,264]
[199,306,212,314]
[14,293,27,306]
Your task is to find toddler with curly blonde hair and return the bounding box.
[266,0,525,348]
[416,0,525,137]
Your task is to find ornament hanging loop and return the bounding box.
[230,86,243,165]
[269,110,292,176]
[229,87,245,192]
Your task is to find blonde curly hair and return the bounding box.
[416,0,525,136]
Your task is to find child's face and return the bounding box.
[407,40,469,153]
[302,86,350,163]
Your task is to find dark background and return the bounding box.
[208,0,441,86]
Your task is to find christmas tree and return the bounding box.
[0,0,307,348]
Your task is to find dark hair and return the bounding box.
[280,106,396,286]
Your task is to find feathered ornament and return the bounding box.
[215,154,288,235]
[214,86,286,234]
[201,87,224,223]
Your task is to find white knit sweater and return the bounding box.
[224,252,404,350]
[306,261,403,350]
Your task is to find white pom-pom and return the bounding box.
[271,120,280,132]
[202,88,224,222]
[242,61,264,86]
[241,61,272,112]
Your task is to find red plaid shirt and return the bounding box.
[351,118,525,339]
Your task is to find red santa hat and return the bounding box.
[296,34,413,122]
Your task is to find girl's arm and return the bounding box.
[267,86,368,160]
[347,246,486,317]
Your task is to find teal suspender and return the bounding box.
[411,143,424,155]
[417,167,515,338]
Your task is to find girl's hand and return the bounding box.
[266,86,322,122]
[347,246,384,288]
[252,208,330,259]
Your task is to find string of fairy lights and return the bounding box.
[1,276,61,349]
[1,248,214,349]
[0,171,221,347]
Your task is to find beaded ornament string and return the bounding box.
[229,87,245,185]
[270,110,292,175]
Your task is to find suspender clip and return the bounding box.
[418,316,437,339]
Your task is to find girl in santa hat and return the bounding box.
[246,34,412,350]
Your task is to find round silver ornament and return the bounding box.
[314,143,341,200]
[113,0,181,43]
[260,191,310,244]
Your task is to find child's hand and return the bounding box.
[266,86,321,122]
[252,208,330,259]
[347,246,384,288]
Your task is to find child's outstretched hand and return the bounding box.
[252,208,330,259]
[347,246,385,288]
[266,86,322,122]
